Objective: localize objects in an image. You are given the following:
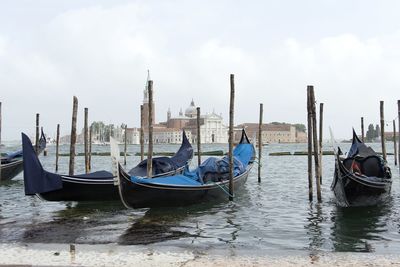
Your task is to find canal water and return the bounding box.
[1,140,399,256]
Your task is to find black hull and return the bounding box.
[39,179,118,202]
[332,159,392,207]
[1,130,46,181]
[0,160,23,181]
[118,165,252,209]
[22,130,193,202]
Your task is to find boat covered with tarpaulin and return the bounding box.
[115,129,255,209]
[1,130,46,181]
[21,130,193,201]
[331,130,392,207]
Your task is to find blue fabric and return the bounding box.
[233,143,255,167]
[22,133,62,195]
[131,174,202,186]
[128,130,193,177]
[5,150,23,160]
[348,130,376,158]
[4,130,46,163]
[71,170,114,179]
[130,139,255,186]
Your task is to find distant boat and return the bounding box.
[21,131,193,201]
[331,130,392,207]
[93,140,108,146]
[0,130,46,182]
[114,129,255,209]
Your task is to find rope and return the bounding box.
[212,181,234,198]
[253,160,262,167]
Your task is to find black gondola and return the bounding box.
[331,130,392,207]
[0,131,46,182]
[21,130,193,201]
[115,129,255,209]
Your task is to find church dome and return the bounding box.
[184,99,197,118]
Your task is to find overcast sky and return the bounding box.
[1,0,400,141]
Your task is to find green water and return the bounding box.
[0,142,399,256]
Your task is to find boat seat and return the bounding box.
[361,156,384,177]
[343,156,384,178]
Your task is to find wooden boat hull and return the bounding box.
[118,165,252,209]
[0,160,23,181]
[22,130,193,202]
[38,177,118,201]
[38,167,186,202]
[332,157,392,207]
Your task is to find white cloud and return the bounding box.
[1,2,400,140]
[0,35,6,57]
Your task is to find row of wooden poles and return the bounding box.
[307,87,400,202]
[0,75,262,200]
[360,100,400,166]
[4,87,398,202]
[144,75,264,201]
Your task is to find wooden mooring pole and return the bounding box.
[35,113,39,155]
[196,107,201,166]
[228,74,235,201]
[69,96,78,176]
[398,100,400,171]
[42,127,48,156]
[84,108,89,174]
[55,124,60,172]
[361,117,365,142]
[140,105,144,162]
[310,87,321,202]
[124,125,127,166]
[147,81,153,178]
[88,125,92,171]
[380,101,387,162]
[306,86,313,201]
[318,103,323,184]
[393,120,397,166]
[0,102,2,181]
[258,103,263,183]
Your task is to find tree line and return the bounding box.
[365,124,380,142]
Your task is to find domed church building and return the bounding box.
[156,99,228,144]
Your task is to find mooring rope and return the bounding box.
[212,181,234,198]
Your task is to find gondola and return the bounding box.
[0,130,46,181]
[22,130,193,201]
[114,129,255,209]
[331,130,392,207]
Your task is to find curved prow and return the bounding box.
[38,128,47,153]
[352,129,362,144]
[170,130,194,165]
[239,128,251,144]
[22,133,62,195]
[348,129,376,158]
[234,129,255,165]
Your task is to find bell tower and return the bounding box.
[142,70,155,128]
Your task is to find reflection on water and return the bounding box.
[119,206,205,245]
[0,142,400,254]
[305,203,325,252]
[330,199,392,252]
[22,201,126,244]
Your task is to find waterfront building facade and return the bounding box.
[236,123,299,143]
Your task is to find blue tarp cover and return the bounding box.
[22,133,63,195]
[131,142,254,186]
[70,170,114,179]
[128,130,193,177]
[347,130,377,158]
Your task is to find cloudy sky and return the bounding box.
[1,0,400,140]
